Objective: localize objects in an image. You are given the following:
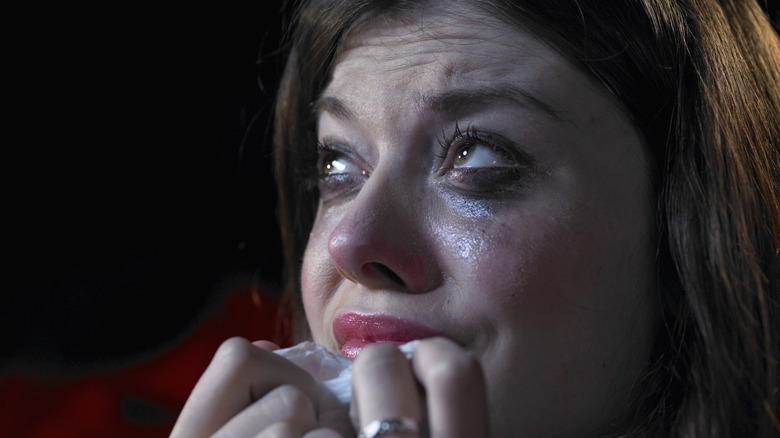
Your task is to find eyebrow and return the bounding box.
[313,95,356,120]
[314,83,563,122]
[425,84,563,121]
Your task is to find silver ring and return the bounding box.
[357,417,420,438]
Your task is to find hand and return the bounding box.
[351,337,490,438]
[170,337,342,438]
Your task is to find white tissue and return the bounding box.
[274,340,419,434]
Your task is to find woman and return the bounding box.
[172,0,780,436]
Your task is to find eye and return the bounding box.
[438,124,534,193]
[320,151,363,176]
[440,124,528,170]
[453,141,515,168]
[315,143,368,201]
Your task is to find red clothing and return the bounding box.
[1,288,287,438]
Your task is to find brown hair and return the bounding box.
[273,0,780,436]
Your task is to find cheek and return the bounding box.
[487,218,589,312]
[447,199,655,356]
[447,204,657,429]
[300,219,341,343]
[467,200,649,309]
[441,212,572,313]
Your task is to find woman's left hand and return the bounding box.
[351,337,490,437]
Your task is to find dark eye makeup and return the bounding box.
[314,123,535,201]
[436,123,535,193]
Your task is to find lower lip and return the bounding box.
[333,313,444,359]
[340,340,406,359]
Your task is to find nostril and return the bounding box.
[366,262,406,289]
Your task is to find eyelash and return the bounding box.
[313,124,532,199]
[436,122,514,167]
[315,141,331,172]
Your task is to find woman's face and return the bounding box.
[300,3,658,436]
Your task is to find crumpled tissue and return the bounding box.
[274,340,419,434]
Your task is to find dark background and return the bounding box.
[4,3,287,377]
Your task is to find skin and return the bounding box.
[172,2,659,437]
[304,3,658,437]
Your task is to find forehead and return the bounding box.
[339,8,533,73]
[322,2,591,121]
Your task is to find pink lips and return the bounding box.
[333,313,445,359]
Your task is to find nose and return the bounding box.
[327,173,440,293]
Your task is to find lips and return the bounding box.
[333,312,445,359]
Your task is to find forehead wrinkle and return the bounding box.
[321,46,566,127]
[322,3,576,128]
[336,2,517,69]
[341,14,542,85]
[335,35,538,112]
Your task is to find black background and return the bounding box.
[5,3,287,376]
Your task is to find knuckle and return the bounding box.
[212,336,256,369]
[256,420,299,437]
[427,351,482,388]
[273,384,315,415]
[324,430,345,438]
[353,343,405,371]
[303,428,343,438]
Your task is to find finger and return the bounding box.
[412,337,489,438]
[352,343,423,431]
[302,428,344,438]
[253,421,305,438]
[171,337,318,438]
[212,384,317,438]
[253,340,281,351]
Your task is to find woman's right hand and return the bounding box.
[170,337,341,438]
